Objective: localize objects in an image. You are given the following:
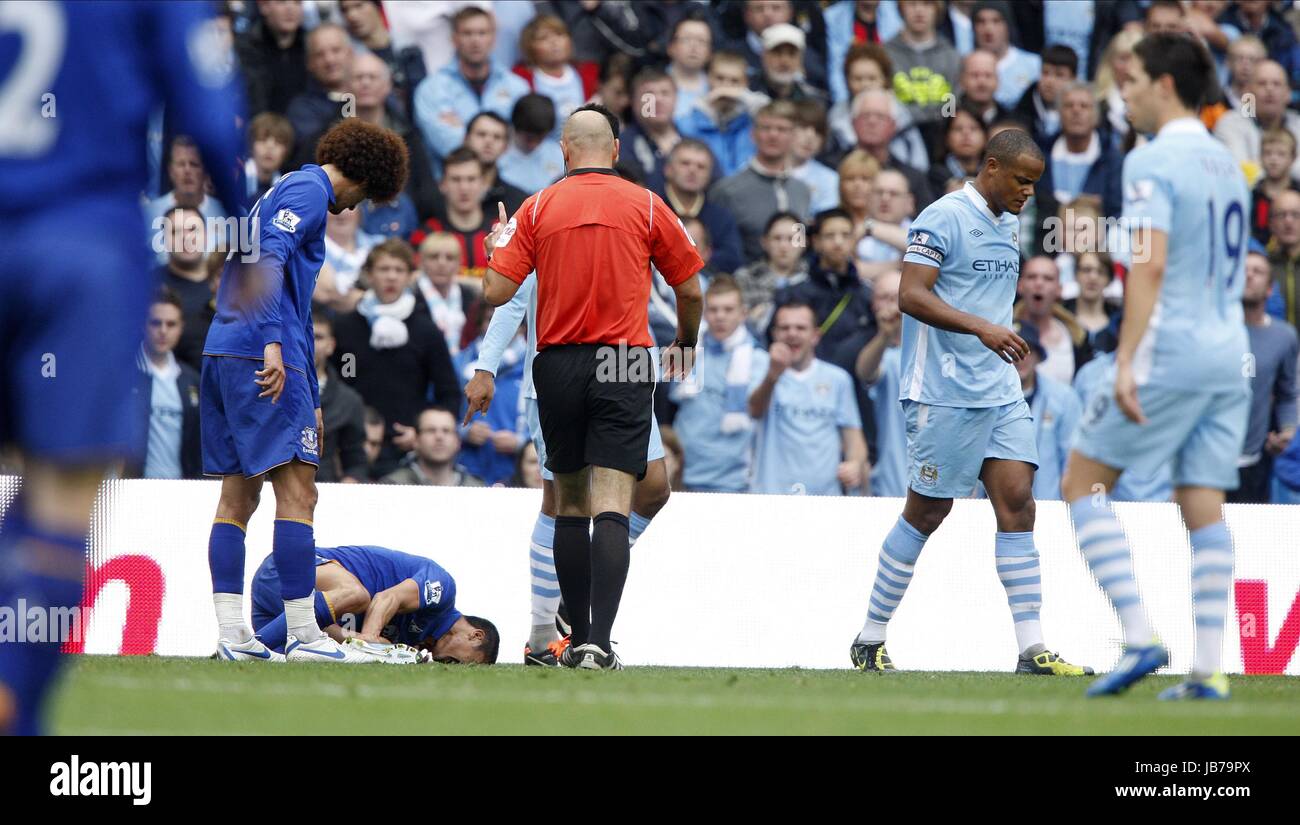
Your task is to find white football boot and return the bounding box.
[216,636,285,663]
[285,634,379,663]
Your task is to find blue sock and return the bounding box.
[629,511,652,545]
[529,514,560,648]
[1069,495,1153,646]
[1189,521,1233,678]
[857,516,928,643]
[0,502,86,736]
[273,519,315,601]
[255,592,334,653]
[995,531,1044,654]
[208,520,246,594]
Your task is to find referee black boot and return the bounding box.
[571,643,623,671]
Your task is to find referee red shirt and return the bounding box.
[488,168,704,349]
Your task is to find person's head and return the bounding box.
[1074,250,1114,303]
[761,210,805,271]
[972,1,1012,54]
[513,441,542,489]
[363,407,385,465]
[315,119,410,211]
[1125,32,1217,134]
[977,128,1043,214]
[743,0,793,36]
[1062,194,1103,253]
[843,43,892,99]
[707,50,749,94]
[520,14,572,70]
[1144,0,1186,34]
[664,138,714,194]
[899,0,939,38]
[419,232,462,289]
[1261,128,1298,181]
[667,15,713,73]
[851,89,896,150]
[312,311,336,369]
[1059,83,1099,139]
[258,0,302,37]
[414,406,460,467]
[561,103,619,170]
[340,0,384,42]
[944,102,988,165]
[451,6,496,68]
[429,615,500,664]
[1243,250,1273,305]
[1250,60,1291,124]
[771,301,820,366]
[872,269,902,335]
[960,50,999,107]
[837,148,881,214]
[596,52,633,119]
[439,146,486,213]
[811,207,856,271]
[791,99,828,163]
[761,23,805,85]
[164,206,207,268]
[1270,189,1300,246]
[166,136,206,203]
[362,238,416,303]
[511,93,557,152]
[351,51,392,111]
[1039,44,1079,108]
[630,67,677,129]
[146,289,184,357]
[306,23,353,91]
[248,113,294,177]
[1017,256,1061,318]
[1012,320,1045,383]
[704,275,746,339]
[465,112,510,165]
[1227,34,1267,89]
[868,168,913,223]
[752,101,797,165]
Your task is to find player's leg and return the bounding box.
[210,473,263,646]
[267,459,322,643]
[0,461,104,735]
[583,465,636,668]
[253,559,368,651]
[552,466,593,654]
[523,397,563,662]
[628,413,673,545]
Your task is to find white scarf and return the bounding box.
[678,324,754,433]
[356,290,416,350]
[418,275,465,354]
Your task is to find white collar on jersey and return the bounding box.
[962,180,1001,224]
[1156,117,1207,139]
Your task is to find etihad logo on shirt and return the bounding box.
[973,259,1019,277]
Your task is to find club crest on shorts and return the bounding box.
[299,426,319,456]
[918,463,939,486]
[424,580,442,605]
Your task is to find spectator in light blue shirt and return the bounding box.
[412,6,529,177]
[497,94,565,195]
[670,275,760,492]
[748,301,869,496]
[855,269,906,497]
[972,1,1041,109]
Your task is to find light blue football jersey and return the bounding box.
[1121,117,1250,390]
[899,182,1023,408]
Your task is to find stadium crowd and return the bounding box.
[127,0,1300,504]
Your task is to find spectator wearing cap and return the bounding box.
[339,0,428,118]
[971,1,1040,109]
[728,0,832,95]
[655,139,745,277]
[512,14,599,141]
[752,23,829,105]
[412,6,530,176]
[497,94,565,195]
[678,49,771,178]
[882,0,962,127]
[666,14,714,122]
[1013,256,1092,384]
[1011,44,1078,145]
[286,24,356,168]
[620,68,682,185]
[1012,320,1082,502]
[132,290,201,480]
[235,0,309,116]
[708,100,812,263]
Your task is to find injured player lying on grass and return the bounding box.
[216,544,499,665]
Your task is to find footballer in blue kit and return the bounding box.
[242,545,499,665]
[1061,34,1250,701]
[204,119,411,666]
[850,129,1092,677]
[0,0,244,735]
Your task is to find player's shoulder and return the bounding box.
[911,189,966,229]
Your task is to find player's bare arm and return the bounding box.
[358,579,421,642]
[899,260,1029,363]
[1113,227,1169,424]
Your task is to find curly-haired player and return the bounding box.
[202,119,409,664]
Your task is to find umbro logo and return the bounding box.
[969,229,984,237]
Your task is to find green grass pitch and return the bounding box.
[51,655,1300,735]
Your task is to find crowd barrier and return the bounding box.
[2,476,1297,674]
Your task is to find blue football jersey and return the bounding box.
[316,545,462,646]
[1120,118,1250,390]
[900,182,1023,408]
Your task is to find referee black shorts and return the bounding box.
[532,343,655,479]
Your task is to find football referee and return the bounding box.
[481,104,704,670]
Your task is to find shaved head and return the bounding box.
[561,104,619,169]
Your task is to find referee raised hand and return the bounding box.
[482,104,704,671]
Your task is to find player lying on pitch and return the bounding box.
[217,544,499,665]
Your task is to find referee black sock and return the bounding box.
[588,511,631,651]
[552,515,592,647]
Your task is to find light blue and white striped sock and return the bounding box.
[629,510,652,546]
[528,513,561,650]
[1069,495,1153,646]
[1190,521,1233,679]
[858,516,929,644]
[995,531,1044,655]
